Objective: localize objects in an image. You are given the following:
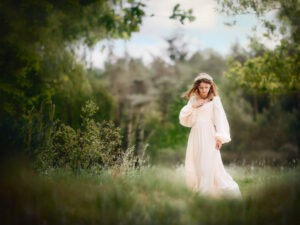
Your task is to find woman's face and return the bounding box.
[198,82,211,98]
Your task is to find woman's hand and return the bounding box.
[216,140,222,150]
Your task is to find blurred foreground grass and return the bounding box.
[1,156,299,225]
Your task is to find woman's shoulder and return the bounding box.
[212,95,221,104]
[212,95,220,100]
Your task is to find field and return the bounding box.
[1,156,299,225]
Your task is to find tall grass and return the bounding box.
[1,155,299,225]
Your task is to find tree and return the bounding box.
[216,0,300,150]
[215,0,300,94]
[0,0,195,154]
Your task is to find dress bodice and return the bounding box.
[194,100,214,124]
[179,95,231,144]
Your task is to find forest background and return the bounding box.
[1,0,300,224]
[1,0,298,169]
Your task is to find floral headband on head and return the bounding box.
[194,73,213,82]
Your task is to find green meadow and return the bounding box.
[1,156,299,225]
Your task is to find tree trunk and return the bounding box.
[253,93,258,121]
[122,106,133,150]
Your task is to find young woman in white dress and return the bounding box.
[179,73,242,199]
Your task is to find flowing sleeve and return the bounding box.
[213,95,231,144]
[179,96,198,128]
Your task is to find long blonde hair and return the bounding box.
[181,78,218,101]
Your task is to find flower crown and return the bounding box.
[194,73,213,82]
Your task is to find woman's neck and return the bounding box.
[196,94,207,99]
[195,94,212,102]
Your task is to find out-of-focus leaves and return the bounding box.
[169,3,196,25]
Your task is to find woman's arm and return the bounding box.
[213,96,231,144]
[179,96,199,127]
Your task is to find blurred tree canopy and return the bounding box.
[0,0,196,157]
[216,0,300,95]
[0,0,146,122]
[0,0,146,154]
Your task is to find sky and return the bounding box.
[78,0,281,69]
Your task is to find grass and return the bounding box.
[1,156,299,225]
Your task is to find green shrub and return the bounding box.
[35,100,123,172]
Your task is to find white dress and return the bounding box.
[179,95,242,199]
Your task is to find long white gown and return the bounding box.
[179,95,242,199]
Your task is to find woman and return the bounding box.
[179,73,242,199]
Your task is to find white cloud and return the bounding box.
[140,0,218,35]
[84,0,220,69]
[80,0,280,69]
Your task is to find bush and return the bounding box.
[35,100,123,172]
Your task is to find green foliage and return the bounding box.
[216,0,300,95]
[0,0,146,154]
[223,84,299,155]
[145,96,189,150]
[169,3,196,25]
[215,0,300,153]
[0,0,144,113]
[35,100,123,172]
[0,0,195,125]
[225,42,300,93]
[214,0,300,98]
